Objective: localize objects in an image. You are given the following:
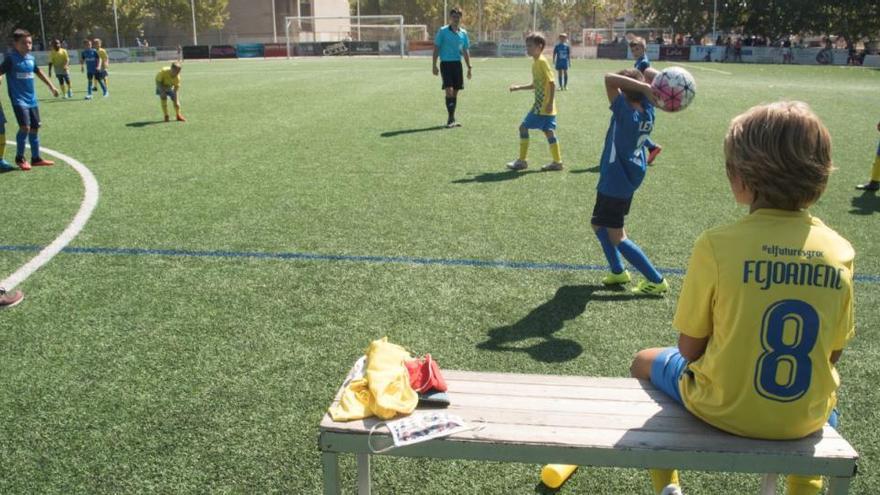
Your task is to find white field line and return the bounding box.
[1,143,99,291]
[675,62,733,75]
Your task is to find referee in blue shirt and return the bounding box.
[432,7,472,128]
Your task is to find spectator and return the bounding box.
[734,38,743,62]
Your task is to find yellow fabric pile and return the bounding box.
[329,337,418,421]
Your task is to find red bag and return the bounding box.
[404,354,448,393]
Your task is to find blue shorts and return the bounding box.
[876,140,880,156]
[156,87,176,100]
[650,347,688,405]
[55,74,70,85]
[555,60,570,70]
[12,105,40,129]
[521,112,557,131]
[0,105,5,126]
[650,347,841,429]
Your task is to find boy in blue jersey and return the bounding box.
[79,39,100,100]
[432,7,472,128]
[855,120,880,191]
[629,37,663,165]
[552,33,571,90]
[0,75,12,172]
[0,29,60,171]
[592,69,667,295]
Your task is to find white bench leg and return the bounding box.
[760,473,777,495]
[827,476,851,494]
[357,452,371,495]
[322,452,341,495]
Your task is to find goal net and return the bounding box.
[285,15,406,57]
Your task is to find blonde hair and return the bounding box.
[724,101,833,210]
[629,36,646,49]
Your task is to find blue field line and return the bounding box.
[2,244,879,283]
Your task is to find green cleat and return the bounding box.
[601,270,631,286]
[631,278,669,296]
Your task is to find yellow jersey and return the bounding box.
[48,48,70,74]
[675,209,855,440]
[155,67,181,89]
[97,48,109,68]
[531,55,556,116]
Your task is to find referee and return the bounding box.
[432,7,472,128]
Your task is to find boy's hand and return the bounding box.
[544,103,553,114]
[467,67,472,80]
[50,86,59,97]
[432,65,439,76]
[646,91,661,107]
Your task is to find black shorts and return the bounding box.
[95,70,107,80]
[55,74,70,85]
[12,105,40,129]
[591,192,632,229]
[440,61,464,90]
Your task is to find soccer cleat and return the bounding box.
[541,162,564,171]
[506,159,528,171]
[15,157,31,171]
[0,289,24,309]
[856,181,879,191]
[31,157,55,167]
[446,121,462,128]
[602,270,632,286]
[67,90,73,98]
[660,484,684,495]
[0,160,15,173]
[164,115,170,122]
[631,278,669,296]
[85,94,93,100]
[647,145,663,165]
[103,92,109,97]
[176,114,187,122]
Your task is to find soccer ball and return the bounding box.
[651,67,696,112]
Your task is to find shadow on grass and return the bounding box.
[452,170,539,183]
[126,120,167,128]
[568,165,600,174]
[380,125,447,137]
[477,284,651,363]
[850,190,880,215]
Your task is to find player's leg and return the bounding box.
[0,113,13,171]
[55,75,65,97]
[591,220,628,284]
[617,233,666,295]
[86,73,94,98]
[97,72,108,96]
[160,94,169,121]
[541,128,563,171]
[28,109,52,166]
[856,141,880,190]
[507,124,530,170]
[65,75,72,97]
[173,92,185,122]
[631,347,685,494]
[562,68,568,89]
[12,106,31,170]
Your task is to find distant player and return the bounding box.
[631,101,852,495]
[855,120,880,191]
[507,32,563,172]
[80,39,99,99]
[0,74,13,172]
[0,29,59,171]
[432,7,471,128]
[94,38,109,97]
[592,69,667,295]
[552,33,571,90]
[156,62,185,122]
[47,39,73,98]
[629,37,663,165]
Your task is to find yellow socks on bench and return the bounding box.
[650,469,679,494]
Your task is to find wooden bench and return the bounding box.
[319,369,858,494]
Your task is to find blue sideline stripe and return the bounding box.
[2,244,879,283]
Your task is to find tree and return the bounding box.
[154,0,229,33]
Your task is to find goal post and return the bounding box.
[284,15,405,58]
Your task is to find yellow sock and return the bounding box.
[871,154,880,182]
[786,474,822,495]
[550,141,562,163]
[519,138,529,161]
[650,469,679,494]
[161,99,169,117]
[0,133,6,159]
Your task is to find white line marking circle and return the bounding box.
[1,142,99,291]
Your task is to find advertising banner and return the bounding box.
[470,42,497,57]
[865,54,880,68]
[182,45,210,59]
[497,41,527,57]
[107,48,130,62]
[659,45,690,61]
[597,43,627,59]
[263,43,287,57]
[130,47,157,62]
[156,49,180,61]
[408,40,434,56]
[210,45,237,59]
[236,43,264,58]
[689,45,725,62]
[349,41,379,55]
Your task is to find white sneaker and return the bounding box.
[660,484,683,495]
[506,159,528,171]
[541,162,564,171]
[85,94,93,100]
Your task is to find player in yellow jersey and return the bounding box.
[155,62,185,122]
[94,38,109,97]
[47,39,73,98]
[507,32,563,172]
[629,101,853,495]
[855,120,880,191]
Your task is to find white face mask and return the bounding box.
[368,412,476,453]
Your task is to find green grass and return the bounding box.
[0,57,878,493]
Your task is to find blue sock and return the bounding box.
[28,133,40,160]
[99,80,107,94]
[595,228,624,274]
[563,74,568,88]
[87,79,92,95]
[618,239,663,283]
[16,130,27,159]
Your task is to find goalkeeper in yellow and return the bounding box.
[155,63,185,122]
[47,39,73,98]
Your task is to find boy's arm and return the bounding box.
[830,350,842,364]
[432,45,439,75]
[678,333,709,362]
[544,80,555,114]
[509,83,534,92]
[604,73,659,106]
[35,67,59,96]
[463,50,472,80]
